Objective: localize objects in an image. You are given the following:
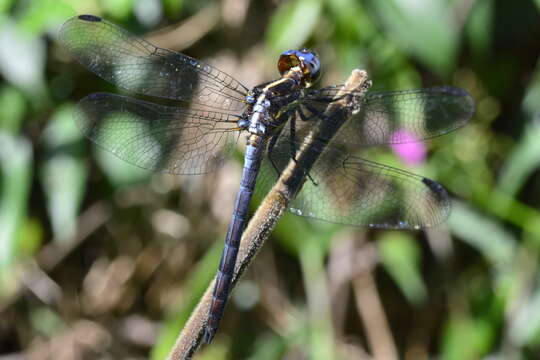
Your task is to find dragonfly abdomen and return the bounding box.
[205,136,267,343]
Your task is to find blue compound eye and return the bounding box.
[299,49,321,85]
[277,49,321,87]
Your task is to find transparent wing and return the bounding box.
[59,15,248,112]
[294,86,475,145]
[256,138,450,228]
[76,92,240,175]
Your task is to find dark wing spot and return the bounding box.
[422,177,447,202]
[78,14,102,22]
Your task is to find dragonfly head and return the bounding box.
[278,49,321,87]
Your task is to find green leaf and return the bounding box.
[273,211,337,257]
[41,103,82,147]
[466,0,494,57]
[134,0,163,27]
[0,0,14,14]
[98,0,135,20]
[448,200,516,269]
[30,306,65,336]
[17,0,75,35]
[327,0,374,40]
[378,231,427,305]
[368,0,459,75]
[522,64,540,115]
[17,217,43,257]
[0,85,26,133]
[497,121,540,197]
[41,156,87,242]
[508,278,540,346]
[0,19,46,94]
[497,61,540,197]
[0,133,33,267]
[163,0,183,17]
[41,104,87,243]
[266,0,323,54]
[442,317,493,360]
[246,334,286,360]
[299,242,335,360]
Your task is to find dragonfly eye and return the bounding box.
[277,49,321,87]
[304,57,321,85]
[299,49,321,87]
[277,50,300,75]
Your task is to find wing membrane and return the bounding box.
[295,86,475,146]
[256,139,450,228]
[76,93,240,174]
[59,15,248,111]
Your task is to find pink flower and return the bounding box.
[390,130,426,166]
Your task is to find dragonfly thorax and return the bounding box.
[243,71,309,136]
[247,94,271,135]
[239,50,321,136]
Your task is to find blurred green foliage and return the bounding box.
[0,0,539,359]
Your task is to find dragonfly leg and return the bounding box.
[290,112,319,186]
[289,115,297,159]
[302,103,330,122]
[266,133,282,177]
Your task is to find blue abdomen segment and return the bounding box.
[204,141,265,343]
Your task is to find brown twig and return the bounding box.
[166,69,370,360]
[353,271,398,360]
[145,4,220,51]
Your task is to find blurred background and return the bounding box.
[0,0,539,359]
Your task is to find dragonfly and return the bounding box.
[59,14,475,343]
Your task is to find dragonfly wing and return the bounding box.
[257,139,450,228]
[256,119,450,229]
[76,92,240,175]
[254,85,469,228]
[292,150,450,228]
[59,15,248,112]
[297,86,475,145]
